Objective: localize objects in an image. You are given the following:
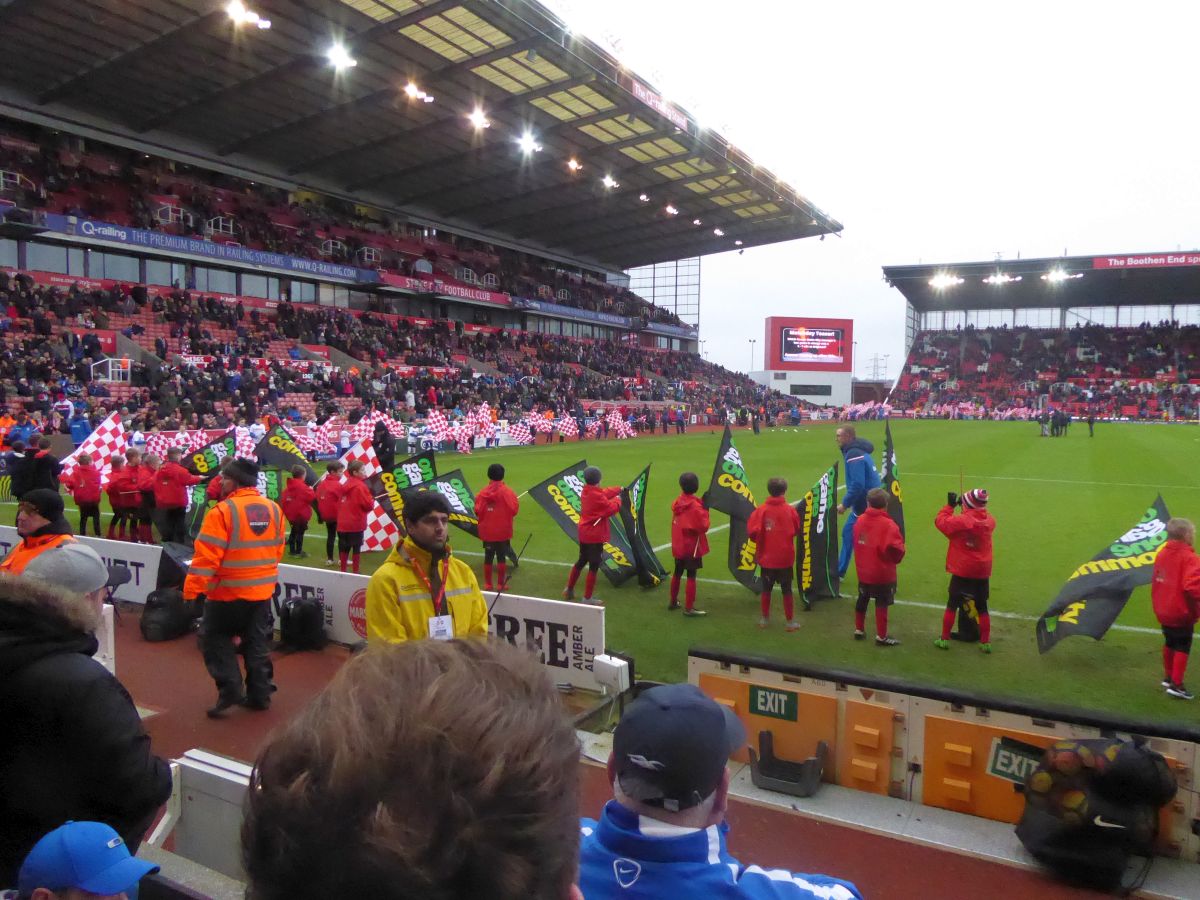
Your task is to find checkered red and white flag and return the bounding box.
[425,409,452,441]
[61,412,127,487]
[333,439,399,553]
[607,408,636,439]
[506,419,533,445]
[228,426,258,460]
[555,412,578,438]
[468,403,496,439]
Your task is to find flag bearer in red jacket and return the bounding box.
[154,447,203,544]
[747,477,802,632]
[476,463,519,591]
[563,466,622,605]
[1152,517,1200,700]
[62,452,102,536]
[669,471,710,616]
[281,464,317,559]
[934,487,997,653]
[852,488,906,646]
[104,455,131,540]
[337,460,374,573]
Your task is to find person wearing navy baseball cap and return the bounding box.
[16,821,158,899]
[579,684,863,899]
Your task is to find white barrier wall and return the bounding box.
[0,527,163,604]
[273,563,606,690]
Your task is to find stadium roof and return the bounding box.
[884,250,1200,313]
[0,0,841,272]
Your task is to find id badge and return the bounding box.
[428,614,454,641]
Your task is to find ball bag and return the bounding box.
[1016,737,1176,891]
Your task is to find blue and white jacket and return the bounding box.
[580,802,863,900]
[840,438,880,515]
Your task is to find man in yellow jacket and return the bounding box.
[366,491,488,643]
[184,459,286,719]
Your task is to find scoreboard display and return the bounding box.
[765,317,854,372]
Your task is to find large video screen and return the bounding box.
[780,326,844,364]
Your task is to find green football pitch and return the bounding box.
[40,419,1200,725]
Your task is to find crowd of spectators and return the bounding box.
[0,118,688,328]
[891,322,1200,419]
[0,271,799,444]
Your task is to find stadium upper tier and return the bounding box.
[0,118,692,330]
[0,0,839,271]
[891,323,1200,419]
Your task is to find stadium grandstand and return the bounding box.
[883,252,1200,421]
[0,3,1197,900]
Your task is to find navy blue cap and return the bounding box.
[18,821,159,897]
[613,683,746,812]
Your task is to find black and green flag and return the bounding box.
[882,419,905,538]
[405,468,519,565]
[1036,496,1171,653]
[705,426,762,593]
[795,463,840,603]
[618,464,668,587]
[370,450,437,530]
[254,425,318,485]
[528,460,637,586]
[183,433,237,477]
[705,426,756,519]
[184,466,285,541]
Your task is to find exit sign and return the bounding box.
[749,685,798,722]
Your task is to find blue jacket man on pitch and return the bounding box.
[836,425,881,579]
[579,683,862,900]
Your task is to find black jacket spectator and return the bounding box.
[0,574,172,883]
[27,446,61,492]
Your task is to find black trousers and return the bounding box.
[78,502,101,536]
[325,520,337,560]
[288,521,308,554]
[200,599,275,704]
[161,507,186,544]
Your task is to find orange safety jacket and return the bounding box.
[183,487,285,602]
[0,532,75,575]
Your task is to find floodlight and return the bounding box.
[1042,269,1083,282]
[226,1,270,28]
[468,108,490,129]
[638,193,649,202]
[327,44,356,69]
[692,218,702,226]
[665,205,679,216]
[713,228,724,236]
[517,132,542,154]
[601,174,619,189]
[567,158,582,172]
[983,273,1022,285]
[734,239,743,246]
[929,273,965,289]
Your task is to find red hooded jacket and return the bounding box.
[337,477,374,532]
[747,495,801,569]
[852,506,906,585]
[935,505,995,579]
[105,466,134,509]
[315,477,344,523]
[1151,539,1200,628]
[476,480,520,542]
[578,484,622,544]
[206,477,225,501]
[670,493,710,559]
[281,476,317,525]
[62,464,102,505]
[153,461,202,509]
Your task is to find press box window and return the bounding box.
[790,384,832,396]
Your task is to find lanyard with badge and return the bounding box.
[406,548,453,640]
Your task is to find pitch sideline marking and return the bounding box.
[451,549,1161,637]
[904,471,1200,491]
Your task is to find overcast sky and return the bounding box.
[546,0,1200,377]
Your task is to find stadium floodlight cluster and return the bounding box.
[930,271,1084,289]
[225,0,270,29]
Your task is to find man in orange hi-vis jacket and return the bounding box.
[184,458,286,720]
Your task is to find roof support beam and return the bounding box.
[287,36,541,175]
[218,0,506,155]
[134,0,458,134]
[38,7,226,105]
[342,75,602,191]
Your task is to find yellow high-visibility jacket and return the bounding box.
[184,488,285,601]
[366,537,487,643]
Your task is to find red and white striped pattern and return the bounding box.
[506,419,533,445]
[608,408,636,439]
[555,413,578,438]
[61,412,126,487]
[425,409,452,441]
